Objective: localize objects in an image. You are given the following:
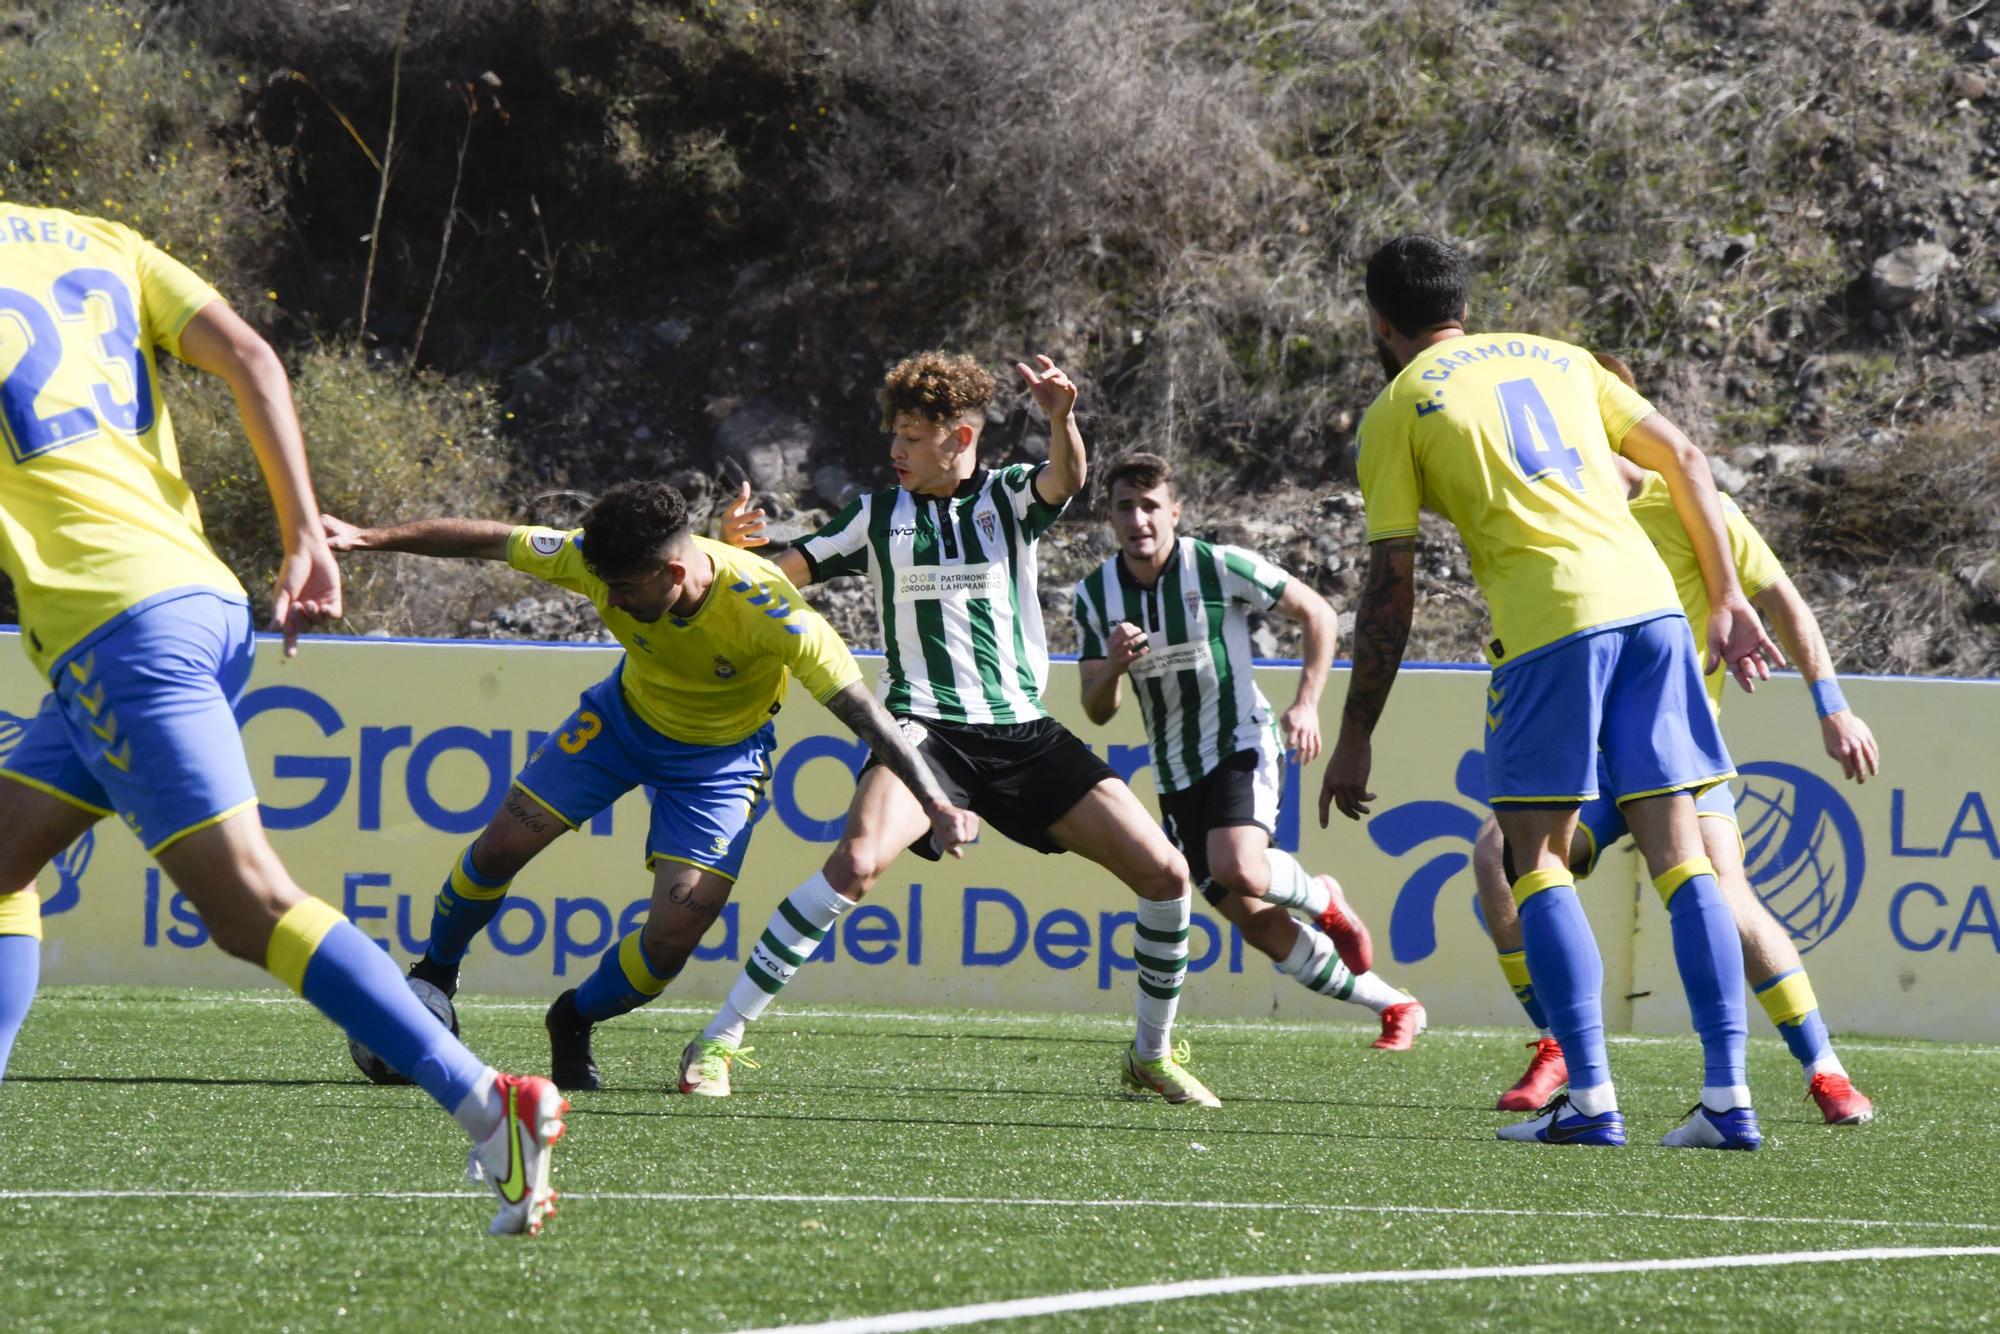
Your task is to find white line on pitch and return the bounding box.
[34,993,1995,1056]
[2,1188,1995,1236]
[729,1245,2000,1334]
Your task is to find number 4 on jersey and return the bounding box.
[1495,377,1584,492]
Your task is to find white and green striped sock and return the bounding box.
[1262,850,1332,917]
[703,872,852,1046]
[1280,920,1355,999]
[1133,892,1190,1059]
[1278,920,1408,1013]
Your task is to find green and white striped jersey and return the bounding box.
[799,463,1068,724]
[1073,537,1291,793]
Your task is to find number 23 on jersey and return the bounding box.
[0,267,155,463]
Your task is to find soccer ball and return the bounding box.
[349,977,460,1086]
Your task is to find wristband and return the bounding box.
[1810,679,1848,719]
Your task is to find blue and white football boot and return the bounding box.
[1660,1103,1763,1150]
[1496,1093,1627,1146]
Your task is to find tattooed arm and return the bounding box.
[822,682,980,858]
[1318,537,1415,825]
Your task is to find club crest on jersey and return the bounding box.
[977,510,998,544]
[530,532,565,556]
[1184,587,1202,612]
[714,655,738,679]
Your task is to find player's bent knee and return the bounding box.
[1209,862,1259,899]
[476,808,560,875]
[201,894,295,964]
[637,916,701,971]
[1133,854,1190,903]
[823,843,885,899]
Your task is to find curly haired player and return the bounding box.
[702,351,1229,1105]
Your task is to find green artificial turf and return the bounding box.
[4,988,1996,1331]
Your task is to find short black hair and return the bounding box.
[1105,451,1172,499]
[1365,234,1470,339]
[579,480,690,580]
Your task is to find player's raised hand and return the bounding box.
[1014,354,1078,421]
[1106,621,1149,673]
[1281,700,1323,766]
[721,480,769,549]
[1708,595,1784,692]
[320,512,371,552]
[1822,708,1881,784]
[928,803,981,860]
[272,539,343,658]
[1319,731,1375,825]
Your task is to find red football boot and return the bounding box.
[1808,1071,1875,1126]
[1372,1001,1427,1050]
[1496,1037,1568,1111]
[1312,876,1374,974]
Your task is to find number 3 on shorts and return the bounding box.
[556,710,603,754]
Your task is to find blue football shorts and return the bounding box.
[1484,611,1733,808]
[1,589,258,853]
[1574,760,1742,879]
[511,666,775,880]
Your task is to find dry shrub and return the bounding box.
[0,2,277,276]
[1778,423,2000,675]
[798,0,1339,480]
[167,346,520,637]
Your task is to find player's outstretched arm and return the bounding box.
[1077,622,1148,725]
[1751,576,1881,783]
[1617,413,1783,691]
[822,683,980,858]
[1273,580,1338,765]
[176,301,340,657]
[320,513,514,561]
[1016,355,1085,506]
[1320,537,1414,825]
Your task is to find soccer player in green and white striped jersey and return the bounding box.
[1075,454,1426,1048]
[684,352,1220,1106]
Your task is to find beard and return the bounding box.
[1373,335,1405,382]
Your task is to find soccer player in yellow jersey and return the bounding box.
[1322,235,1784,1149]
[1471,353,1880,1125]
[0,204,566,1235]
[322,481,977,1090]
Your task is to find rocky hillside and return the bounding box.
[3,0,1995,673]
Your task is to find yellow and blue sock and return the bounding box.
[1514,867,1613,1107]
[1754,967,1843,1079]
[268,897,489,1113]
[574,929,684,1022]
[0,888,42,1078]
[424,846,512,966]
[1655,857,1750,1107]
[1496,947,1551,1033]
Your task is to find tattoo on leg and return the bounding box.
[504,791,554,834]
[663,876,724,928]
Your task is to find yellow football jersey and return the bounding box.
[1356,332,1680,664]
[0,204,242,677]
[507,529,863,746]
[1627,473,1786,707]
